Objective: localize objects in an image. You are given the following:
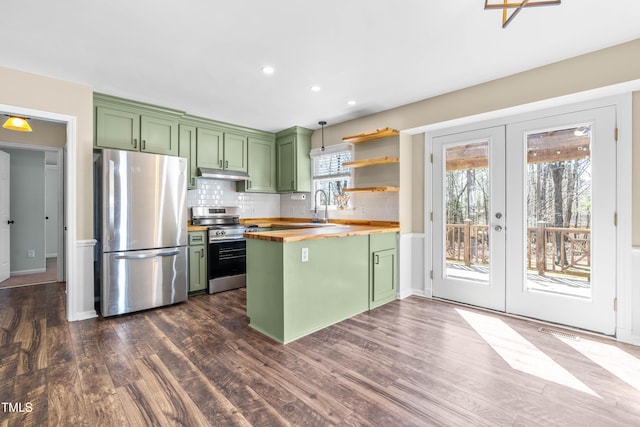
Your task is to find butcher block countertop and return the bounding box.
[187,219,399,241]
[243,222,399,243]
[187,224,209,232]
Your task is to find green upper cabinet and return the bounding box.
[140,115,179,155]
[276,126,312,192]
[94,94,181,156]
[196,128,247,172]
[96,106,141,151]
[223,133,248,172]
[179,124,197,189]
[196,127,224,169]
[237,137,276,193]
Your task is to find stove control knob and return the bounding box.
[221,230,226,236]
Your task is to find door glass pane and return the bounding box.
[525,125,592,299]
[444,141,490,283]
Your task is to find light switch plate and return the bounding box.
[301,247,309,262]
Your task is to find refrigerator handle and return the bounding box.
[108,160,115,242]
[114,250,181,260]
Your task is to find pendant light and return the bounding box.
[2,115,32,132]
[319,120,327,151]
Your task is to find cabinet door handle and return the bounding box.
[219,160,223,168]
[133,138,137,149]
[247,180,251,189]
[291,180,294,189]
[142,140,146,150]
[200,248,204,258]
[225,160,229,168]
[191,177,196,186]
[375,254,380,264]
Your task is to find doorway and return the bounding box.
[0,140,65,289]
[432,105,617,335]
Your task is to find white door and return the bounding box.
[505,106,617,335]
[45,166,59,257]
[0,150,10,283]
[432,106,617,335]
[432,126,506,311]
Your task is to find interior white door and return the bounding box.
[432,126,506,311]
[0,150,10,283]
[505,106,617,335]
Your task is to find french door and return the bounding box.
[432,106,617,335]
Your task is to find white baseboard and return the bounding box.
[10,268,46,276]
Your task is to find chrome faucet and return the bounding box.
[313,189,329,223]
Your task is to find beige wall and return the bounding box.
[311,38,640,241]
[0,66,93,239]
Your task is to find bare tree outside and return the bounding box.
[444,126,592,292]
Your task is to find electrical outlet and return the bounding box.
[301,247,309,262]
[27,250,35,258]
[360,207,365,215]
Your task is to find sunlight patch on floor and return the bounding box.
[556,335,640,392]
[456,308,599,397]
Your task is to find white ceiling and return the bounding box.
[2,1,639,132]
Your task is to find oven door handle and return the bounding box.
[115,250,180,260]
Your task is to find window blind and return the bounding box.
[310,143,353,180]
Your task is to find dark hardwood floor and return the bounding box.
[1,282,640,426]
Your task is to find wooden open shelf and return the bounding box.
[342,127,399,144]
[342,156,399,168]
[343,186,399,193]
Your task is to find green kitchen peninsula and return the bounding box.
[244,224,399,344]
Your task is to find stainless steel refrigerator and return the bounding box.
[94,149,188,316]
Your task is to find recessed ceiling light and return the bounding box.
[261,66,275,75]
[347,100,356,106]
[311,85,321,92]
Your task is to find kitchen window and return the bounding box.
[310,143,353,209]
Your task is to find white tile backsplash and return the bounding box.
[187,179,280,219]
[188,179,399,222]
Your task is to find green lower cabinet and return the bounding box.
[369,232,398,309]
[246,235,369,344]
[188,231,208,294]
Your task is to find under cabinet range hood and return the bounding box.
[197,167,250,181]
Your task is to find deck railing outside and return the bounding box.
[446,221,591,278]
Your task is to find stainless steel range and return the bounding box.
[191,206,247,294]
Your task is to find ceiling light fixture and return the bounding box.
[484,0,561,28]
[261,66,275,75]
[347,100,356,106]
[2,115,32,132]
[311,86,321,92]
[319,120,327,151]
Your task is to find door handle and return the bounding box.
[7,220,14,225]
[115,250,180,260]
